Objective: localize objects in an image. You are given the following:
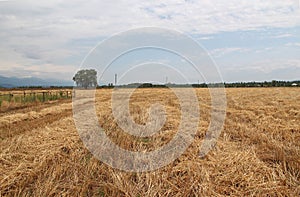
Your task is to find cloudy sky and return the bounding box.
[0,0,300,84]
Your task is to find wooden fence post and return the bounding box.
[9,93,13,102]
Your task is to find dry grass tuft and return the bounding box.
[0,88,299,196]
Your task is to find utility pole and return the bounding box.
[115,74,117,86]
[165,76,168,84]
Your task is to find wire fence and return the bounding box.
[0,90,73,107]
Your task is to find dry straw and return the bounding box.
[0,88,299,196]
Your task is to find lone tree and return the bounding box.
[73,69,98,88]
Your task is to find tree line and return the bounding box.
[72,69,299,89]
[99,80,299,88]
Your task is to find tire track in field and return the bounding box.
[0,100,95,195]
[0,99,71,114]
[0,109,73,140]
[0,99,95,140]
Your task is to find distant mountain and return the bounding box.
[0,75,74,88]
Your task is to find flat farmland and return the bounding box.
[0,88,299,196]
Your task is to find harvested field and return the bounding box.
[0,88,299,196]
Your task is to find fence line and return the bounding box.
[0,90,73,104]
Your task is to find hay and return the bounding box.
[0,88,299,196]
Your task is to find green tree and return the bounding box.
[73,69,98,89]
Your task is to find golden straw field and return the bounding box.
[0,88,299,196]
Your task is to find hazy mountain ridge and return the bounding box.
[0,75,73,88]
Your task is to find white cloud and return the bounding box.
[198,36,214,40]
[0,0,299,80]
[255,47,273,53]
[0,62,77,79]
[1,0,299,40]
[226,59,300,73]
[210,47,250,57]
[272,33,294,38]
[138,0,300,34]
[221,59,300,82]
[285,42,300,47]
